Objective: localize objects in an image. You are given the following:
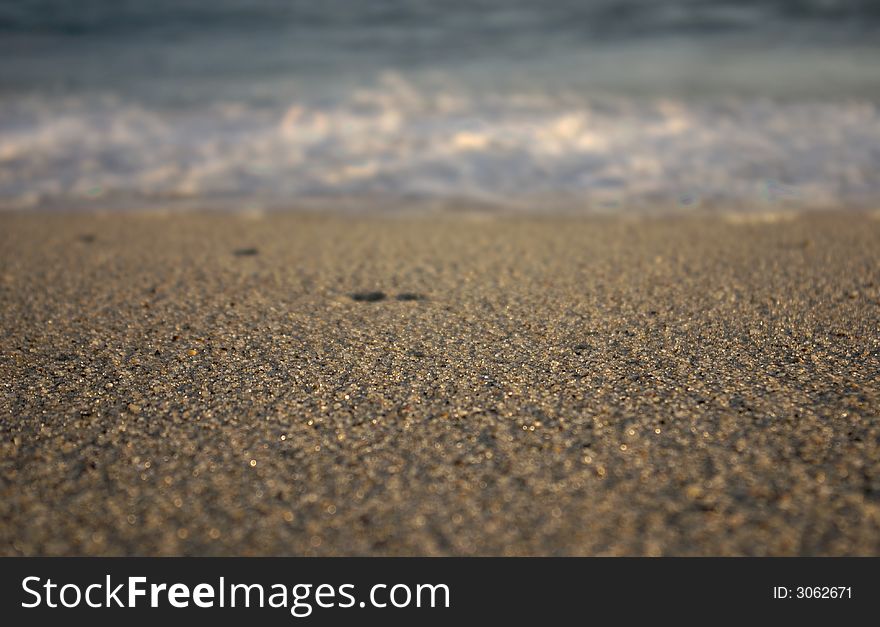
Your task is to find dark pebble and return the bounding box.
[233,248,259,256]
[351,291,386,302]
[396,292,427,301]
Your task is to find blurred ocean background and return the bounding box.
[1,0,879,211]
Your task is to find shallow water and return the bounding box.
[1,1,879,211]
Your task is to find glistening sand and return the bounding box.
[1,210,878,555]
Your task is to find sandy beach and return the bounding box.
[1,209,878,556]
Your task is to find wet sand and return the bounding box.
[1,209,878,556]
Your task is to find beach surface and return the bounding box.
[1,209,878,556]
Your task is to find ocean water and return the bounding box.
[1,0,879,211]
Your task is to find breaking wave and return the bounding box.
[2,73,879,211]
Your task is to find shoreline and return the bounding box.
[1,209,878,555]
[4,195,880,219]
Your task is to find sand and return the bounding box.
[0,209,878,556]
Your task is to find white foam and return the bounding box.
[1,75,878,211]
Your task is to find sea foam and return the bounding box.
[1,74,878,212]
